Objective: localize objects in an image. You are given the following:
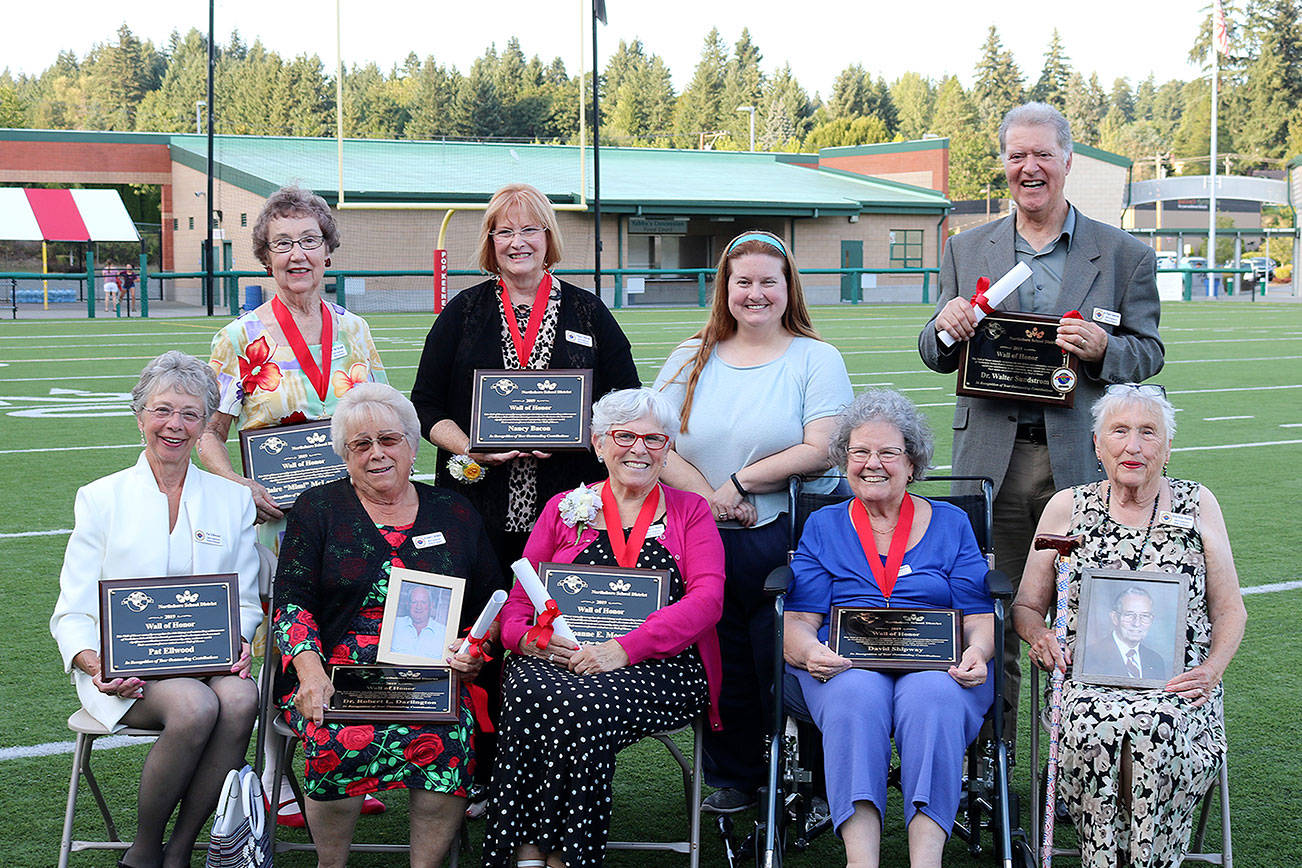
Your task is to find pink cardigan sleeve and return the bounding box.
[499,491,569,654]
[616,489,725,665]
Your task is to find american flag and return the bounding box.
[1213,0,1230,55]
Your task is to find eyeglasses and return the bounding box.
[1117,612,1154,625]
[608,429,669,450]
[1106,383,1166,398]
[143,405,204,425]
[345,432,406,454]
[489,226,546,241]
[846,447,907,464]
[267,235,324,253]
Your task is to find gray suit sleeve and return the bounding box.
[1096,244,1165,384]
[918,237,964,374]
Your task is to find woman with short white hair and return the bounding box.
[1015,384,1246,868]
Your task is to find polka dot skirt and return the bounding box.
[482,532,708,867]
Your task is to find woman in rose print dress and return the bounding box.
[273,384,504,867]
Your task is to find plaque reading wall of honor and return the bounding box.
[956,312,1079,407]
[469,369,593,452]
[829,606,963,671]
[99,575,239,680]
[324,664,459,722]
[239,418,348,509]
[540,562,670,644]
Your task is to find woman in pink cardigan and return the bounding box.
[483,388,724,868]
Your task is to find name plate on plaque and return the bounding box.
[469,369,593,452]
[325,664,459,723]
[99,575,239,680]
[956,312,1079,407]
[540,562,670,644]
[239,418,348,509]
[829,606,963,671]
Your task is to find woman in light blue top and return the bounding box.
[653,229,852,810]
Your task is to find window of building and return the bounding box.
[188,216,194,231]
[889,229,924,268]
[240,213,248,227]
[172,218,179,231]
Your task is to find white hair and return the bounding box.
[331,383,421,458]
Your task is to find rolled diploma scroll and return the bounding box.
[456,589,508,656]
[510,558,579,645]
[938,260,1034,347]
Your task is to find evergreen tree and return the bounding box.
[1173,78,1233,170]
[758,64,812,151]
[803,114,889,150]
[931,74,998,198]
[1133,74,1157,120]
[673,28,728,147]
[603,41,675,145]
[452,56,504,139]
[406,56,458,139]
[342,62,406,139]
[1064,71,1106,144]
[721,28,764,147]
[0,79,25,127]
[1031,29,1072,109]
[1238,0,1302,159]
[84,24,161,130]
[1110,78,1135,122]
[829,64,871,118]
[972,26,1025,135]
[891,72,935,140]
[223,40,289,135]
[1151,79,1186,143]
[281,54,333,137]
[134,28,208,132]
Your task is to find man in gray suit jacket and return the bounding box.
[918,102,1164,746]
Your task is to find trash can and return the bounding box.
[243,284,263,312]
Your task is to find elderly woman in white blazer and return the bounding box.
[50,351,261,868]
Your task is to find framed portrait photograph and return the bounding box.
[1072,568,1188,689]
[375,567,466,666]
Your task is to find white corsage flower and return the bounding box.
[447,454,485,484]
[558,483,601,543]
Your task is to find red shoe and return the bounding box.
[361,793,386,815]
[275,797,306,828]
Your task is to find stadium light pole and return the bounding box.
[737,105,756,152]
[591,0,606,296]
[205,0,215,316]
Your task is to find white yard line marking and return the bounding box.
[1242,580,1302,595]
[0,443,139,455]
[1281,423,1302,428]
[0,528,72,538]
[0,735,155,761]
[1171,439,1302,452]
[1202,416,1254,421]
[1168,355,1302,365]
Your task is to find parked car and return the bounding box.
[1246,256,1277,282]
[1155,252,1178,270]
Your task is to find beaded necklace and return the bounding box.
[1104,479,1162,568]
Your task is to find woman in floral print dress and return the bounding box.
[274,384,505,867]
[1014,385,1246,868]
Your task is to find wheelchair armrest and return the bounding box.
[764,564,794,598]
[985,568,1014,600]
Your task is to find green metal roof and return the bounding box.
[165,134,950,216]
[818,138,949,158]
[1073,142,1131,168]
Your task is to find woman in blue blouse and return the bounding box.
[784,389,995,868]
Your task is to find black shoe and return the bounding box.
[702,787,757,814]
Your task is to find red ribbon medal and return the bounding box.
[848,495,915,600]
[601,481,662,569]
[271,296,333,401]
[970,276,995,314]
[500,273,553,367]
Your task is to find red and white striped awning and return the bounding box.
[0,188,140,242]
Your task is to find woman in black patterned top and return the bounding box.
[273,383,504,866]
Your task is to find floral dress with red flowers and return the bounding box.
[277,523,475,800]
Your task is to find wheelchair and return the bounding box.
[730,474,1036,868]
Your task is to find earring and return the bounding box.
[1097,457,1103,472]
[264,266,273,276]
[597,455,605,464]
[1163,462,1168,476]
[325,257,331,267]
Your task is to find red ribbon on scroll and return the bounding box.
[461,629,495,662]
[524,599,562,650]
[970,277,994,314]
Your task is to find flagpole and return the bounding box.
[1208,11,1220,292]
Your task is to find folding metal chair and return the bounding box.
[1029,667,1234,866]
[608,718,705,866]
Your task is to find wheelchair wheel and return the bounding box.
[1016,838,1037,868]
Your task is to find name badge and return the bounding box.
[565,330,593,348]
[897,563,913,577]
[193,529,223,546]
[1158,511,1194,529]
[412,532,446,549]
[1092,307,1121,326]
[646,523,666,539]
[331,342,347,359]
